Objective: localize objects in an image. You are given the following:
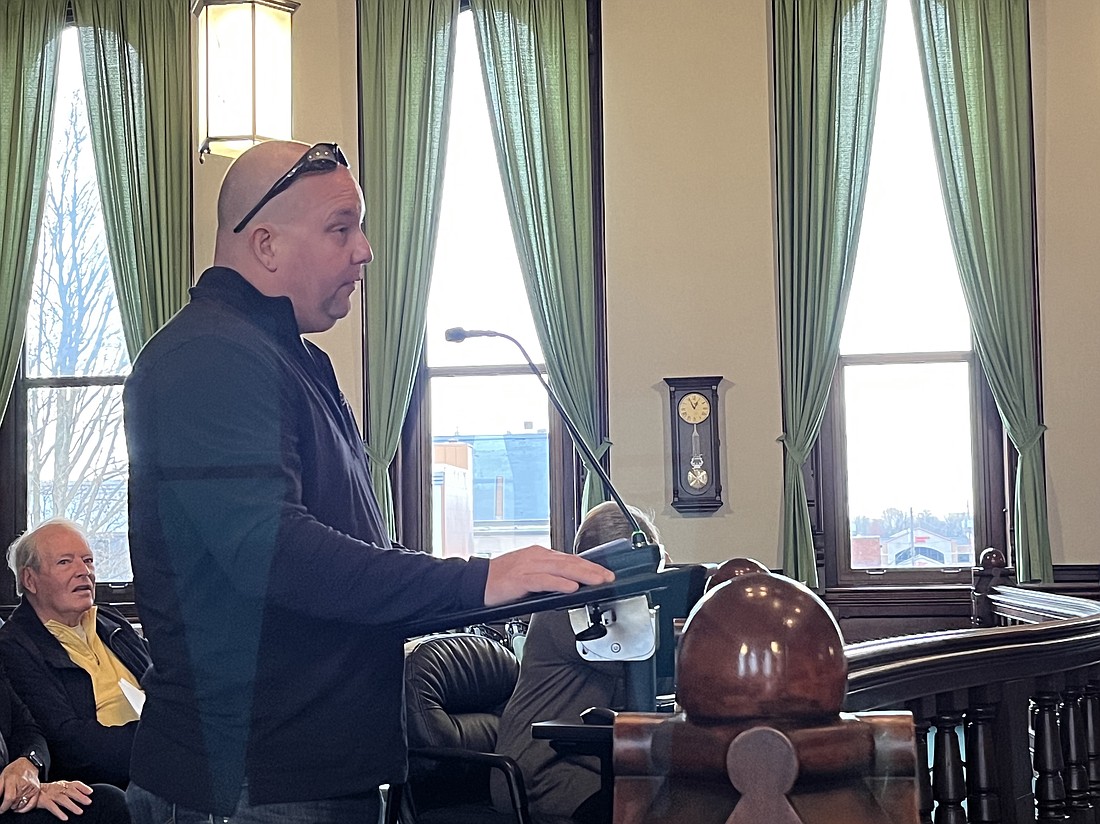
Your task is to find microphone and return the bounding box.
[444,326,653,552]
[443,327,496,342]
[448,326,664,710]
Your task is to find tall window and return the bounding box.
[2,29,132,593]
[818,0,1007,586]
[424,12,553,560]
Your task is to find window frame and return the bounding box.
[389,0,606,556]
[0,360,137,614]
[813,349,1012,589]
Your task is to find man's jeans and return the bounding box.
[126,782,383,824]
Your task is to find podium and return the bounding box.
[401,555,696,713]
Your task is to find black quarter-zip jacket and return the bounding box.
[123,267,489,814]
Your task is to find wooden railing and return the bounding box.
[613,553,1100,823]
[845,550,1100,823]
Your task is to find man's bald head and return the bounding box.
[209,139,373,334]
[217,140,312,233]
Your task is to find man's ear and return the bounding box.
[248,225,279,273]
[21,568,36,596]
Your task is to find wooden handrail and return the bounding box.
[845,611,1100,710]
[988,584,1100,620]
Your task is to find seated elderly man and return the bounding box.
[0,519,151,787]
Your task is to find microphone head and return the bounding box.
[444,327,467,342]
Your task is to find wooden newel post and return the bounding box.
[612,563,920,824]
[972,547,1012,627]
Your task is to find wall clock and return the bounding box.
[664,376,723,513]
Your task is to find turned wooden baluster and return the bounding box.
[1060,671,1093,820]
[1033,676,1069,821]
[907,696,936,824]
[1085,668,1100,812]
[932,693,967,824]
[965,685,1002,823]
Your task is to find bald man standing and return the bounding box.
[122,142,612,824]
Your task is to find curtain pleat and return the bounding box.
[359,0,459,534]
[469,0,605,514]
[0,1,66,418]
[775,0,886,587]
[71,0,192,359]
[911,0,1051,582]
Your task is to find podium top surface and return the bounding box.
[401,564,694,639]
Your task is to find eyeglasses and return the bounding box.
[233,142,350,234]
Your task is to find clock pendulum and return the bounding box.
[688,424,708,489]
[676,391,712,491]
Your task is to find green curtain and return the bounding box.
[469,0,605,514]
[911,0,1051,582]
[359,0,459,533]
[775,0,885,588]
[72,0,192,358]
[0,1,66,419]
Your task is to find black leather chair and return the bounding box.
[385,633,530,824]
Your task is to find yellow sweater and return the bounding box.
[45,606,143,726]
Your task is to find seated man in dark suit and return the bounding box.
[0,519,151,788]
[492,502,663,824]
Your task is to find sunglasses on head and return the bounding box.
[233,142,350,234]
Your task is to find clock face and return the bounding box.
[677,392,711,424]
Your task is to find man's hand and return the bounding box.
[35,781,93,821]
[484,545,615,607]
[0,756,40,814]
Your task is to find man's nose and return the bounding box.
[356,231,374,267]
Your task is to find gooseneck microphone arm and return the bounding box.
[444,326,649,548]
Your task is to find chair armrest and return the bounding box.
[409,746,530,823]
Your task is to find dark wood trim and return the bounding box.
[825,584,976,642]
[1019,564,1100,601]
[823,565,1100,642]
[588,0,610,508]
[548,410,579,553]
[974,356,1009,557]
[390,359,431,551]
[0,364,25,605]
[825,584,975,609]
[1051,564,1100,584]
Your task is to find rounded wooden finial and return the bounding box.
[704,557,771,593]
[979,547,1007,569]
[677,572,847,723]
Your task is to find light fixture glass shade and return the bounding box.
[193,0,298,158]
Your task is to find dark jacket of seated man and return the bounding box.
[0,519,151,788]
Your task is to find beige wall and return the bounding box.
[191,0,1100,566]
[1031,0,1100,565]
[601,0,782,565]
